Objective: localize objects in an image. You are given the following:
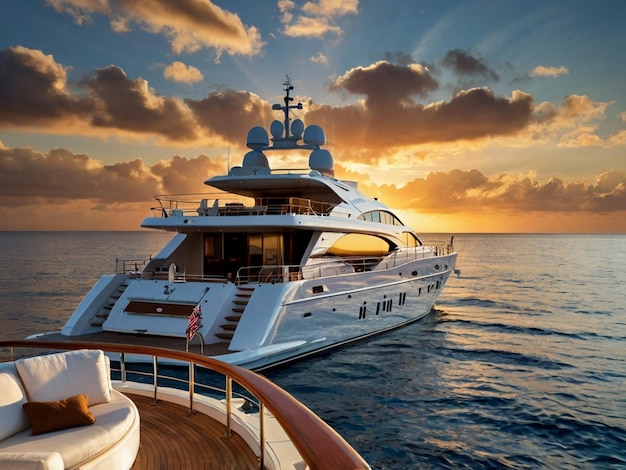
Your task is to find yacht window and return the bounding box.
[402,231,422,247]
[358,210,404,226]
[327,233,393,257]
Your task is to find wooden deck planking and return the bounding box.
[127,393,259,470]
[34,331,232,357]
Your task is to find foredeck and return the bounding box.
[128,393,258,469]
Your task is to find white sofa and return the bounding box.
[0,349,139,470]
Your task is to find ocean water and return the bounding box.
[1,232,625,469]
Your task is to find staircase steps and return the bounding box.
[90,280,128,327]
[214,286,255,342]
[215,332,234,340]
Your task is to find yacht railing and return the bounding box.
[115,257,152,276]
[149,193,336,218]
[0,339,370,470]
[114,244,454,283]
[235,244,455,284]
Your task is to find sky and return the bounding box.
[1,0,625,233]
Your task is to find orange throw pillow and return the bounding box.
[23,394,96,436]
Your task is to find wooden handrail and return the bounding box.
[0,339,369,470]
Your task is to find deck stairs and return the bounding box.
[90,280,128,327]
[215,286,255,341]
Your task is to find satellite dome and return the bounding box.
[246,126,269,149]
[242,150,269,168]
[309,148,334,176]
[291,119,305,138]
[270,120,284,138]
[303,125,326,146]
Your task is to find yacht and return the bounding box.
[53,79,457,370]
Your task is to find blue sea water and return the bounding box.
[1,232,625,469]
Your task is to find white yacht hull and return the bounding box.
[59,253,456,370]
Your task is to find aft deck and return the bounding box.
[32,331,232,357]
[128,393,257,469]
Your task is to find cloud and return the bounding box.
[0,46,267,146]
[330,61,438,102]
[0,46,91,126]
[0,145,224,205]
[2,143,623,216]
[607,129,626,147]
[310,51,329,65]
[46,0,264,57]
[150,154,224,193]
[0,146,157,203]
[163,61,204,83]
[307,61,532,154]
[2,48,622,159]
[361,168,626,214]
[530,65,570,77]
[185,89,274,142]
[442,49,499,82]
[279,0,358,38]
[81,65,200,141]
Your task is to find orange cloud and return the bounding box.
[2,143,624,215]
[0,145,226,206]
[306,62,533,158]
[530,65,570,77]
[163,61,204,83]
[356,169,626,214]
[47,0,264,57]
[279,0,358,38]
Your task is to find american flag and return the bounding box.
[186,304,202,341]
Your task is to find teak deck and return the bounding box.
[127,393,258,469]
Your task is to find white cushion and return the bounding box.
[15,350,111,406]
[0,362,29,440]
[0,391,137,469]
[0,452,64,470]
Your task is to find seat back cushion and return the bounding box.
[15,349,111,405]
[0,362,30,440]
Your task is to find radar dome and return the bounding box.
[309,149,334,176]
[242,150,269,168]
[303,125,326,146]
[270,120,284,138]
[246,126,269,149]
[291,119,305,138]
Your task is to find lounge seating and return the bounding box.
[0,349,139,470]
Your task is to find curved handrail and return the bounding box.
[0,339,369,470]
